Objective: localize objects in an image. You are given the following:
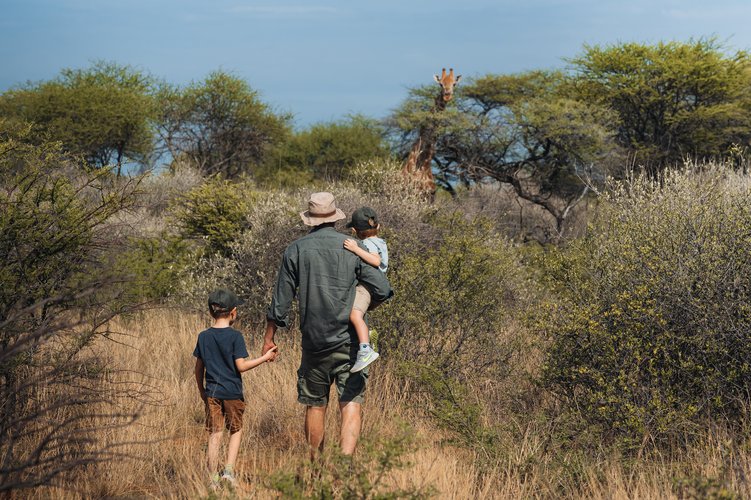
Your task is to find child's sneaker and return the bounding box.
[351,346,379,372]
[221,469,237,487]
[209,473,221,492]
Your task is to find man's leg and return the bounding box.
[305,405,327,460]
[339,401,362,455]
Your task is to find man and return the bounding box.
[263,192,393,458]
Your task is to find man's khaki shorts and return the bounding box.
[297,342,368,407]
[205,397,245,433]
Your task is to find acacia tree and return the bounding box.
[569,39,751,170]
[265,115,390,183]
[0,61,156,175]
[388,71,619,239]
[157,71,290,178]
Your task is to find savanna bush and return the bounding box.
[539,164,751,444]
[178,190,305,322]
[170,176,253,256]
[374,213,529,377]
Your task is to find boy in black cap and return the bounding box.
[193,288,277,489]
[343,207,389,372]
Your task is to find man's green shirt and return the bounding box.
[267,226,394,354]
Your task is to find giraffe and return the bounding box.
[401,68,462,199]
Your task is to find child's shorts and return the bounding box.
[205,397,245,433]
[352,284,372,313]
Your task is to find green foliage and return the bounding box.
[0,120,139,325]
[171,177,253,256]
[673,474,738,500]
[0,61,156,174]
[539,165,751,444]
[374,213,527,378]
[266,424,433,499]
[158,71,290,178]
[113,234,192,301]
[569,39,751,168]
[387,71,616,235]
[263,115,390,183]
[178,190,304,320]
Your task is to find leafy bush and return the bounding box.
[374,213,529,378]
[171,176,253,256]
[539,165,751,444]
[178,190,305,322]
[269,115,390,182]
[266,424,433,499]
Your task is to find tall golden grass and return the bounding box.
[27,311,751,499]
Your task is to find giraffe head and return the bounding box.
[433,68,462,102]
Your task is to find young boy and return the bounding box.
[193,288,277,488]
[343,206,389,372]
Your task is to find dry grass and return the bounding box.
[22,311,751,499]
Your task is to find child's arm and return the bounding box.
[194,357,207,402]
[235,346,278,373]
[344,239,381,268]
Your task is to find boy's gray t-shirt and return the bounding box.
[193,326,249,400]
[363,236,388,273]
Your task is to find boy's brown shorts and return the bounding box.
[205,397,245,433]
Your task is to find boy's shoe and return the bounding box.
[209,473,221,492]
[351,346,379,373]
[221,470,237,487]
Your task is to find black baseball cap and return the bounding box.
[208,288,245,315]
[346,206,379,231]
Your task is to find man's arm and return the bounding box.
[194,357,206,402]
[356,259,394,304]
[263,320,278,357]
[267,249,297,330]
[235,347,278,372]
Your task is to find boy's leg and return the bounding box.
[205,398,224,477]
[208,431,223,475]
[226,430,243,468]
[221,399,245,484]
[350,308,370,345]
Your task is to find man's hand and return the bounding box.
[263,319,279,361]
[343,238,359,253]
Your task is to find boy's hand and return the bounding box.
[344,238,359,253]
[263,346,278,362]
[262,341,278,361]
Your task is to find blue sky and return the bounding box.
[2,0,751,128]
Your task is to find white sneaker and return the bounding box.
[351,347,379,372]
[221,470,237,487]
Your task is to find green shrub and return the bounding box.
[178,191,305,322]
[374,213,529,379]
[539,165,751,444]
[113,233,192,301]
[265,424,433,499]
[171,176,252,256]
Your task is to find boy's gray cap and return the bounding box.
[300,192,346,226]
[347,206,379,231]
[208,288,245,314]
